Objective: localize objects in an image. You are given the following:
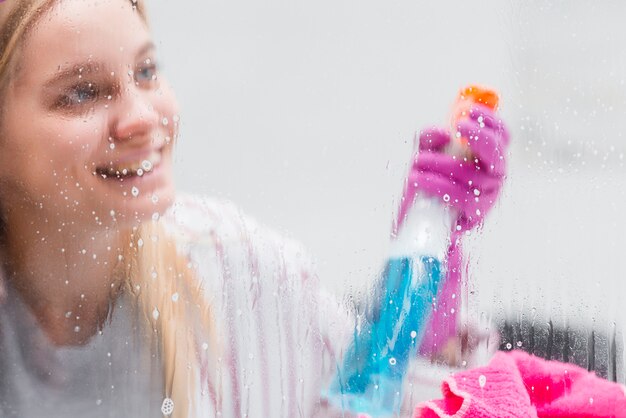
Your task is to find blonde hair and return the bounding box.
[126,222,216,417]
[0,1,215,416]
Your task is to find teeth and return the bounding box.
[96,150,161,179]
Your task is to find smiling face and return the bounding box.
[0,0,179,229]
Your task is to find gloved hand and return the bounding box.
[398,104,510,232]
[403,104,510,360]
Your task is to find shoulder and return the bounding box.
[163,193,316,283]
[163,193,239,242]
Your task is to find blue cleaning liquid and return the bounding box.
[328,256,444,417]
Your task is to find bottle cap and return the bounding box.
[448,84,500,157]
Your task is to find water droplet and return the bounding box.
[506,343,512,350]
[589,397,594,405]
[137,238,144,247]
[410,330,417,339]
[161,398,174,415]
[74,326,81,333]
[171,292,179,302]
[152,307,160,320]
[202,342,209,351]
[443,194,450,202]
[131,186,139,197]
[162,117,169,126]
[473,189,480,196]
[109,143,115,150]
[389,357,397,366]
[151,270,158,279]
[516,341,523,347]
[478,374,486,388]
[136,168,144,177]
[142,160,153,171]
[151,194,159,204]
[152,212,160,221]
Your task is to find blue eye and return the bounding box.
[135,60,158,84]
[58,82,99,107]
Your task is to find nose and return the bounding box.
[111,88,160,143]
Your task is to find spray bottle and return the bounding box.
[326,85,499,417]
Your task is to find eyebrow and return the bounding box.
[44,62,111,88]
[136,41,156,58]
[43,41,157,88]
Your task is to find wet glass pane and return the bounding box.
[0,0,624,417]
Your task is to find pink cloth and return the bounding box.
[415,350,626,418]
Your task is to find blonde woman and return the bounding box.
[0,0,509,417]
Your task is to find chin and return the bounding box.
[113,182,176,226]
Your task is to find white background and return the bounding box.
[148,1,626,327]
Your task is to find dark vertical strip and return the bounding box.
[515,319,523,350]
[547,319,554,360]
[563,326,570,364]
[609,323,617,382]
[587,329,596,372]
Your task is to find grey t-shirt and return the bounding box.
[0,288,164,418]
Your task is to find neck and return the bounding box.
[1,205,132,346]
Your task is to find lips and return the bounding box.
[95,149,162,179]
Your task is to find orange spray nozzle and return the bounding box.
[448,84,500,156]
[458,85,499,109]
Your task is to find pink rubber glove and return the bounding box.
[398,105,510,359]
[398,104,510,232]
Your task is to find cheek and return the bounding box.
[45,115,108,169]
[155,84,180,135]
[15,116,108,198]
